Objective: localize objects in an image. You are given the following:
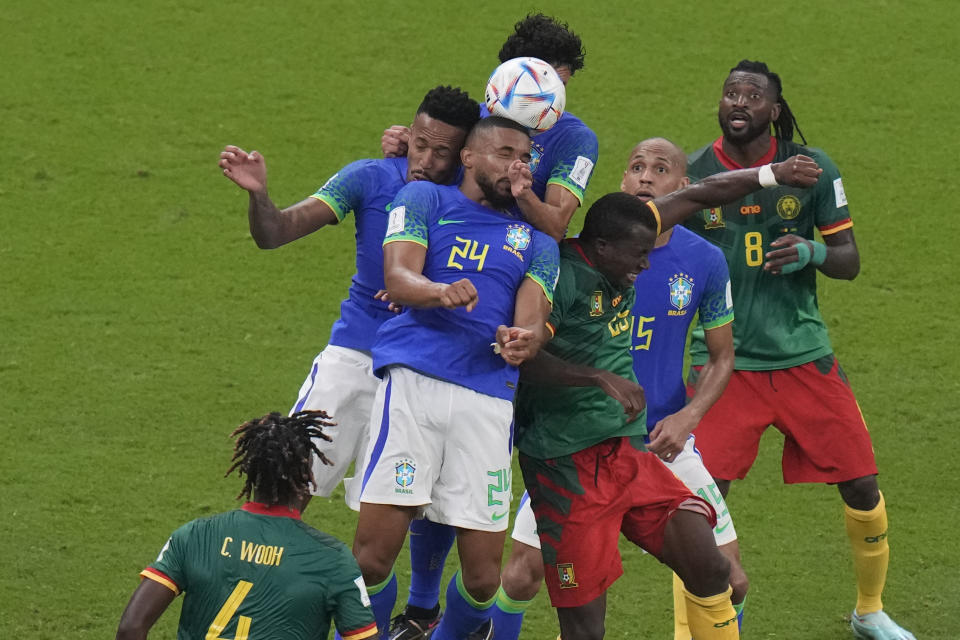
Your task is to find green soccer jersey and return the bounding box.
[685,137,853,370]
[140,503,376,640]
[515,239,647,459]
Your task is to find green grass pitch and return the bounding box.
[2,1,957,638]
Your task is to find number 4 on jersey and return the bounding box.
[206,580,253,640]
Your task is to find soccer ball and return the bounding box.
[485,57,566,132]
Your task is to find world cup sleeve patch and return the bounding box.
[725,280,733,309]
[833,177,848,208]
[569,156,594,189]
[354,576,371,607]
[386,206,406,235]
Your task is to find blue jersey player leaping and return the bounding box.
[349,116,559,640]
[218,87,479,509]
[382,15,598,639]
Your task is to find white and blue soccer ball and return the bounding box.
[485,57,566,132]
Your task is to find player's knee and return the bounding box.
[459,563,501,603]
[838,475,880,511]
[684,549,730,597]
[352,540,394,586]
[502,543,544,601]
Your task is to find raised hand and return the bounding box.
[495,325,537,366]
[507,159,533,198]
[382,126,411,158]
[438,278,478,311]
[219,145,267,192]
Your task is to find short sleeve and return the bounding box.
[383,181,437,248]
[698,250,734,330]
[331,548,378,640]
[546,126,599,203]
[525,232,560,306]
[140,521,193,595]
[310,160,377,222]
[808,148,853,236]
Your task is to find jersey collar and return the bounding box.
[242,502,302,520]
[566,238,595,267]
[712,136,778,170]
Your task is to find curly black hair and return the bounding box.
[498,13,585,74]
[418,85,481,132]
[225,410,333,506]
[729,60,807,144]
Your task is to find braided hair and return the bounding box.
[225,410,333,505]
[730,60,807,144]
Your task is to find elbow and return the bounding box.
[250,232,281,250]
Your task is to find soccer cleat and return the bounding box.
[465,619,493,640]
[387,610,443,640]
[850,609,915,640]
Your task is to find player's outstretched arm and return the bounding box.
[514,182,581,243]
[383,241,478,311]
[652,155,823,233]
[116,579,177,640]
[648,322,734,460]
[219,145,338,249]
[764,228,860,280]
[520,351,646,422]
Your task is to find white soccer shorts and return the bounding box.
[510,491,540,548]
[357,366,514,532]
[663,435,738,546]
[290,345,379,504]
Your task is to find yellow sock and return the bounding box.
[672,572,692,640]
[845,491,889,615]
[684,585,738,639]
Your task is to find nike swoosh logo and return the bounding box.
[714,522,731,534]
[491,511,508,522]
[438,217,466,225]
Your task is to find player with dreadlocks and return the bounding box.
[683,60,915,639]
[116,411,378,640]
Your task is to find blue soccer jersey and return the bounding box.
[372,181,559,400]
[309,157,409,352]
[630,226,733,427]
[480,106,598,208]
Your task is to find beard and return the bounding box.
[475,171,516,211]
[718,111,771,145]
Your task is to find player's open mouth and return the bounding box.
[626,272,638,283]
[728,112,750,129]
[633,190,655,201]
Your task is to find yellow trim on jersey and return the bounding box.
[341,624,379,640]
[545,178,585,204]
[309,193,348,222]
[140,569,180,595]
[644,200,663,236]
[819,220,854,235]
[382,236,428,249]
[545,321,556,337]
[526,273,555,305]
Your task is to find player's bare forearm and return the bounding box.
[514,184,580,242]
[653,155,822,232]
[498,279,553,364]
[248,194,336,249]
[687,323,734,421]
[116,580,176,640]
[519,349,606,386]
[383,242,478,310]
[820,228,860,280]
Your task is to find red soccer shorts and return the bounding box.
[689,354,878,484]
[519,436,716,608]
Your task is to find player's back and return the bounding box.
[631,226,731,426]
[684,138,849,369]
[143,505,373,640]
